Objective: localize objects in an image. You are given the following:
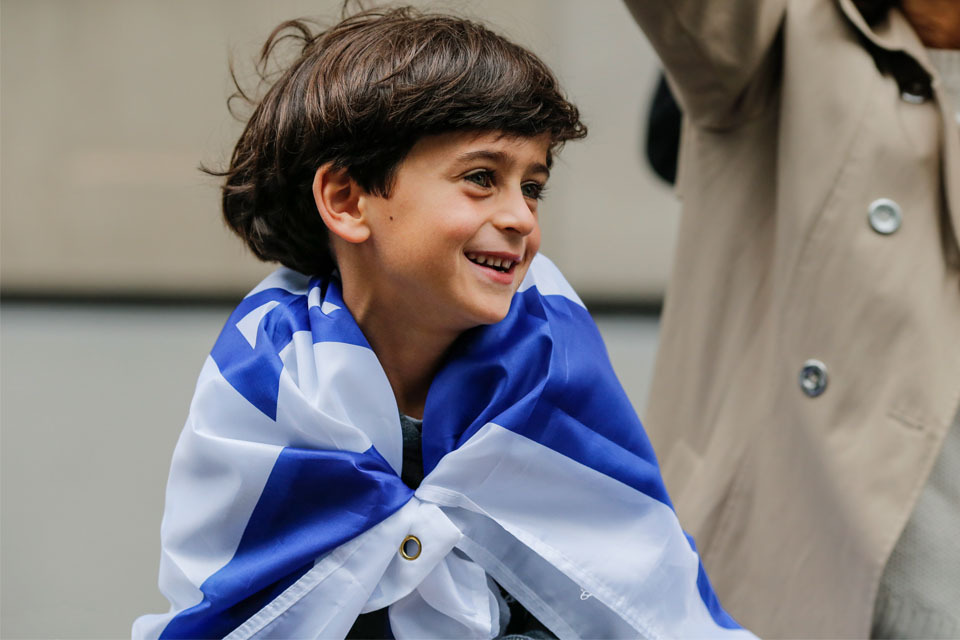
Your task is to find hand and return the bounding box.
[900,0,960,49]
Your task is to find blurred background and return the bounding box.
[0,1,677,637]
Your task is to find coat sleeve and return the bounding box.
[623,0,787,129]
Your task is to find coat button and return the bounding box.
[900,79,929,104]
[868,198,902,235]
[400,535,421,560]
[901,90,927,104]
[799,360,828,397]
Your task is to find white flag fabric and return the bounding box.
[134,255,755,640]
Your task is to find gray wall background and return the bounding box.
[0,1,675,637]
[1,0,679,302]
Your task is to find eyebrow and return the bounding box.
[453,150,550,178]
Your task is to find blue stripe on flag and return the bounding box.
[423,286,741,631]
[210,288,310,420]
[210,280,370,420]
[685,533,741,629]
[159,445,412,639]
[424,288,672,508]
[306,277,370,349]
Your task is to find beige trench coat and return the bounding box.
[624,0,960,637]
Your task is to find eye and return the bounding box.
[464,169,494,189]
[521,181,546,200]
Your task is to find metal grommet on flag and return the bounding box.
[400,535,422,560]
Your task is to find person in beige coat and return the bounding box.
[624,0,960,637]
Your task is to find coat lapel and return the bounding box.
[837,0,960,265]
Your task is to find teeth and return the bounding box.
[466,252,515,272]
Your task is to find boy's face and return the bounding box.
[357,130,550,333]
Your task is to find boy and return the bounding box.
[134,7,752,639]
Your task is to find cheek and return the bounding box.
[528,225,542,256]
[513,226,542,284]
[438,217,482,248]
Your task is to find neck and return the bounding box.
[342,285,460,420]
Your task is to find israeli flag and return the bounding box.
[134,255,754,639]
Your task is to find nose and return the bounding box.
[493,188,538,237]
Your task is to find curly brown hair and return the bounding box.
[209,6,587,277]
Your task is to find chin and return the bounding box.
[466,299,514,327]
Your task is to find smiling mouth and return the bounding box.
[465,252,518,273]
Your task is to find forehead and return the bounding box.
[402,130,552,172]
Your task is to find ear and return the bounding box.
[312,164,370,244]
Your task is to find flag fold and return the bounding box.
[134,255,753,640]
